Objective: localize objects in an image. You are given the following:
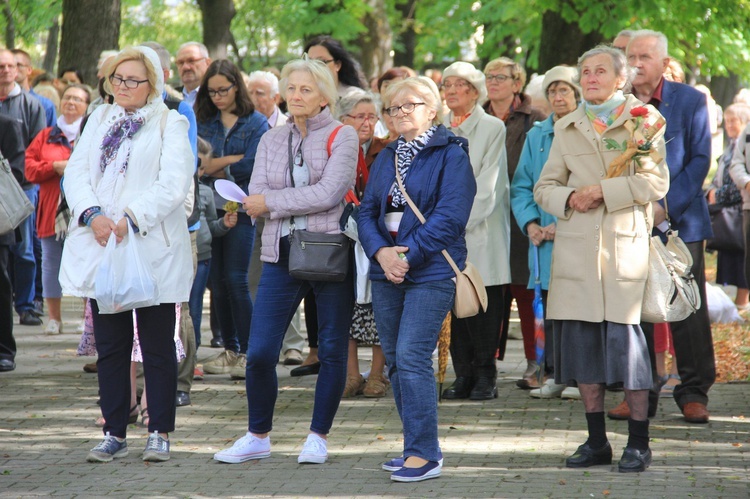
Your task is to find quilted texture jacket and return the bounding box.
[248,107,359,263]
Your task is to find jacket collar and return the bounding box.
[446,103,486,135]
[559,94,645,143]
[286,106,334,134]
[384,124,469,156]
[47,125,71,148]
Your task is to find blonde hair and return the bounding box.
[280,58,338,116]
[382,77,443,127]
[102,47,160,101]
[484,57,527,89]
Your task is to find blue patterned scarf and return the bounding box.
[99,114,146,173]
[391,126,437,207]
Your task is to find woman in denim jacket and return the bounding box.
[195,60,269,377]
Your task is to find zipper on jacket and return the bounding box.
[160,222,171,247]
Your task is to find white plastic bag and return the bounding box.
[354,241,371,304]
[94,223,159,314]
[706,283,743,324]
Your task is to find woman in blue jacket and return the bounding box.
[195,60,269,376]
[510,66,580,399]
[358,77,476,483]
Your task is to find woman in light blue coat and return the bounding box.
[510,66,580,398]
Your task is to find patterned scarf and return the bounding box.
[584,90,627,135]
[99,114,146,173]
[391,125,437,207]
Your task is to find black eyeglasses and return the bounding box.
[208,84,235,98]
[385,102,426,117]
[109,75,149,89]
[485,74,513,83]
[313,58,335,65]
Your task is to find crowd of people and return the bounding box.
[1,27,748,481]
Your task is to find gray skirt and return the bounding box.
[553,320,652,390]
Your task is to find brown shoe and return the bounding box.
[363,374,388,398]
[682,402,709,424]
[342,375,365,398]
[607,399,630,420]
[515,376,540,389]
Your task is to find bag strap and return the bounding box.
[393,152,462,278]
[327,124,362,204]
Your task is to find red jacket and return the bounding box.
[25,126,72,238]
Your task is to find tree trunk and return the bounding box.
[710,73,741,112]
[538,7,603,73]
[59,0,120,86]
[2,0,15,49]
[393,0,416,69]
[43,19,60,74]
[357,0,392,79]
[196,0,236,60]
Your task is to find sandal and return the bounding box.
[660,374,681,395]
[140,408,150,428]
[94,405,138,427]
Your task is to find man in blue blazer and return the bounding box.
[612,30,714,424]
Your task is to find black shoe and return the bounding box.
[175,391,191,407]
[210,337,224,348]
[618,447,652,473]
[441,376,474,400]
[469,377,498,400]
[0,359,16,372]
[19,311,42,326]
[565,442,613,468]
[290,362,321,377]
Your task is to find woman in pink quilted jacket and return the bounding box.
[213,58,359,466]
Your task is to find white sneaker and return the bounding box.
[530,379,566,399]
[203,350,239,374]
[561,387,582,400]
[213,433,271,463]
[297,433,327,464]
[44,319,62,335]
[229,354,247,380]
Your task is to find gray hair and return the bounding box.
[577,45,635,93]
[280,58,338,116]
[726,103,750,126]
[616,29,635,39]
[178,41,209,59]
[140,42,170,71]
[383,76,443,127]
[630,30,669,59]
[336,90,379,121]
[247,70,280,96]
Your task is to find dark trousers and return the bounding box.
[304,291,319,349]
[0,246,16,361]
[449,285,505,379]
[645,241,714,409]
[92,300,177,438]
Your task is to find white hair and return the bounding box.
[630,30,669,59]
[247,70,280,97]
[178,41,209,59]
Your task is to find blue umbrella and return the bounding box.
[533,244,545,383]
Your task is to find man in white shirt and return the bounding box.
[175,42,211,107]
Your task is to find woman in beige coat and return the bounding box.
[441,61,511,401]
[534,46,668,473]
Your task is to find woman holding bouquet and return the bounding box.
[534,45,669,473]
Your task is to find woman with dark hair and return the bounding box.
[195,59,269,379]
[304,35,366,98]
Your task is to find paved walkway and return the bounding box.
[0,297,748,498]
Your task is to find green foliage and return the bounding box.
[120,0,202,56]
[0,0,61,54]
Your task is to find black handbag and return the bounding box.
[286,132,350,282]
[706,203,744,252]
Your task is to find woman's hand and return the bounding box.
[706,188,716,205]
[542,223,556,241]
[52,160,68,176]
[569,185,604,213]
[243,194,268,217]
[651,201,667,225]
[527,222,545,246]
[375,246,410,284]
[223,211,238,228]
[91,216,117,246]
[114,217,128,243]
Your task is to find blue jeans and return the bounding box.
[10,186,38,313]
[371,278,455,463]
[245,236,353,435]
[189,258,211,347]
[209,222,254,353]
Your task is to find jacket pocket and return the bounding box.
[551,230,586,281]
[614,230,648,281]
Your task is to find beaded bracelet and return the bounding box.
[80,206,102,227]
